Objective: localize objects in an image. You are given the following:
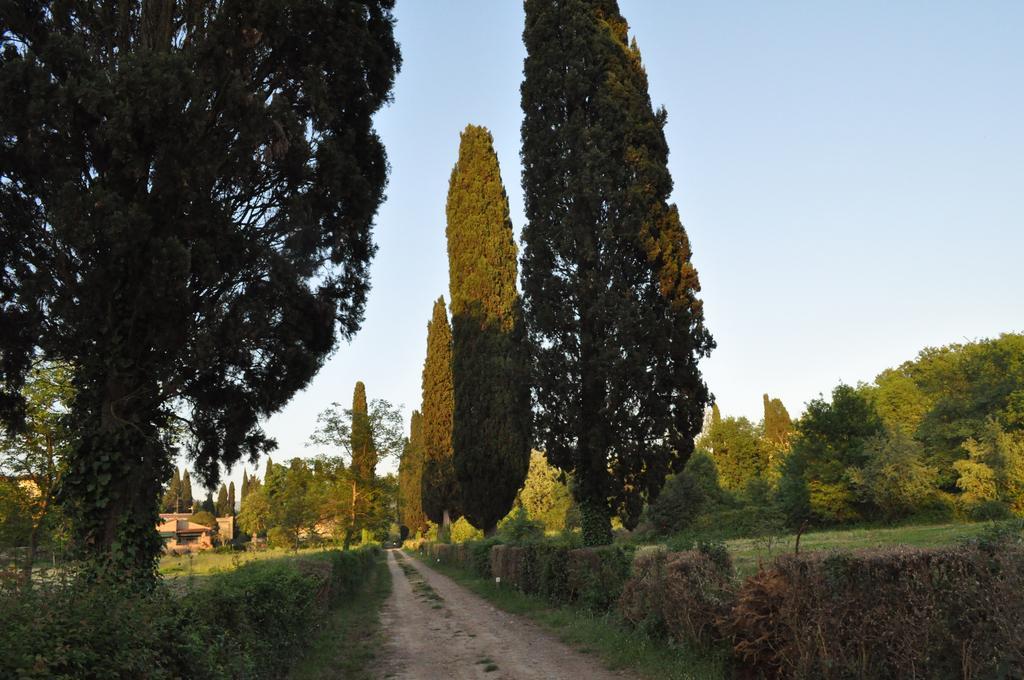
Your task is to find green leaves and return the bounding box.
[520,0,712,542]
[0,1,401,570]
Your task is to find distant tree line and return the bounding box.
[648,333,1024,536]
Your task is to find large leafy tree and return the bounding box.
[419,297,461,534]
[0,2,401,573]
[520,0,713,544]
[397,410,428,536]
[446,125,530,536]
[0,361,73,581]
[308,394,404,548]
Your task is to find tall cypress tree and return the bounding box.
[215,484,229,516]
[420,297,461,532]
[398,410,429,536]
[181,469,193,513]
[162,468,181,513]
[446,125,531,536]
[520,0,713,545]
[351,381,377,481]
[241,469,249,502]
[0,2,401,574]
[228,481,236,515]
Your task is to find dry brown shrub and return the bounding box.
[618,546,736,647]
[726,543,1024,679]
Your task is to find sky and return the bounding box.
[211,1,1023,494]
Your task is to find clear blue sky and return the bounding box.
[214,1,1023,492]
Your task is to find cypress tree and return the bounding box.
[446,125,531,536]
[228,481,236,515]
[215,484,229,516]
[0,2,401,574]
[520,0,713,545]
[202,492,215,514]
[351,381,377,482]
[181,469,193,513]
[162,468,181,513]
[420,298,461,532]
[241,469,249,502]
[398,410,429,536]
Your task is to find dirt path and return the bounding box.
[376,549,637,680]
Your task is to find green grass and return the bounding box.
[720,521,990,576]
[159,546,336,578]
[410,551,729,680]
[289,553,393,680]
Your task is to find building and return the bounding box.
[157,513,233,554]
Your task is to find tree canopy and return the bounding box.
[0,1,401,573]
[420,297,461,531]
[446,125,530,536]
[520,0,713,544]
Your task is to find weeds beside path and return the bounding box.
[290,551,393,680]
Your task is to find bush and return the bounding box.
[618,546,736,646]
[498,506,545,543]
[646,471,706,533]
[0,548,379,679]
[968,499,1013,521]
[726,543,1024,679]
[267,526,295,550]
[565,545,630,611]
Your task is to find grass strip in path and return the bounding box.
[407,550,729,680]
[395,551,445,609]
[290,552,393,680]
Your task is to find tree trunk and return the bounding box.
[20,522,40,586]
[63,379,168,577]
[343,527,354,551]
[441,509,452,543]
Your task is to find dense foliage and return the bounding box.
[398,410,429,536]
[0,548,380,679]
[420,297,461,531]
[645,334,1024,537]
[446,125,531,536]
[520,0,713,544]
[0,362,72,578]
[0,1,401,573]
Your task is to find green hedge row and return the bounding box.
[0,547,380,679]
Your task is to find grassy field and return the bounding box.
[415,551,730,680]
[718,521,990,576]
[158,545,360,577]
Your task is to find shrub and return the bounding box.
[645,471,706,533]
[968,499,1013,521]
[726,543,1024,679]
[267,526,295,550]
[498,506,545,543]
[468,537,502,578]
[618,546,736,646]
[565,545,630,611]
[0,548,379,680]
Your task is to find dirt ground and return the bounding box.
[376,549,636,680]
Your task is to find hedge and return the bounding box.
[727,542,1024,679]
[416,528,1024,679]
[0,547,380,679]
[617,546,735,646]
